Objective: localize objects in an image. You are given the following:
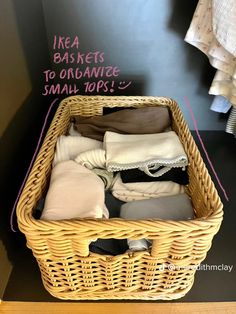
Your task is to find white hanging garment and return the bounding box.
[212,0,236,57]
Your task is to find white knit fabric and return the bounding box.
[75,149,106,169]
[53,135,102,167]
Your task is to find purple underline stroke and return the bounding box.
[10,98,59,232]
[183,96,229,202]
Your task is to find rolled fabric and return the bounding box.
[41,161,109,220]
[127,239,151,252]
[120,193,194,251]
[75,149,106,169]
[53,135,102,167]
[111,173,185,202]
[104,131,188,176]
[72,106,171,141]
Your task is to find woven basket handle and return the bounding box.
[150,239,163,257]
[74,239,90,257]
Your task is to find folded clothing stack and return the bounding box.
[39,106,193,254]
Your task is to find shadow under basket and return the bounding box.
[17,96,223,300]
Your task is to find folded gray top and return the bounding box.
[120,193,194,221]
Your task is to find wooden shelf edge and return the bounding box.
[1,301,236,314]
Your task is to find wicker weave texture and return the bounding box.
[16,96,223,300]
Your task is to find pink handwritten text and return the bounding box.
[43,35,132,95]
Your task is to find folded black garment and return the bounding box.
[120,167,189,185]
[90,192,128,255]
[105,191,125,218]
[33,198,45,219]
[90,239,128,256]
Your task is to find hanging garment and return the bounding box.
[72,106,171,141]
[185,0,236,76]
[210,95,232,113]
[212,0,236,57]
[185,0,236,132]
[226,107,236,137]
[53,135,102,167]
[41,161,109,220]
[209,71,236,108]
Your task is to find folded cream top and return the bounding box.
[104,131,188,174]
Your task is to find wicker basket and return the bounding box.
[17,96,223,300]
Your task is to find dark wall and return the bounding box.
[42,0,226,130]
[0,0,228,267]
[0,0,52,264]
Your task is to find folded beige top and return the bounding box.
[104,131,188,176]
[111,173,184,202]
[41,161,109,220]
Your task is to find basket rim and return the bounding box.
[16,95,223,233]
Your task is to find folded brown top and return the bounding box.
[72,106,171,141]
